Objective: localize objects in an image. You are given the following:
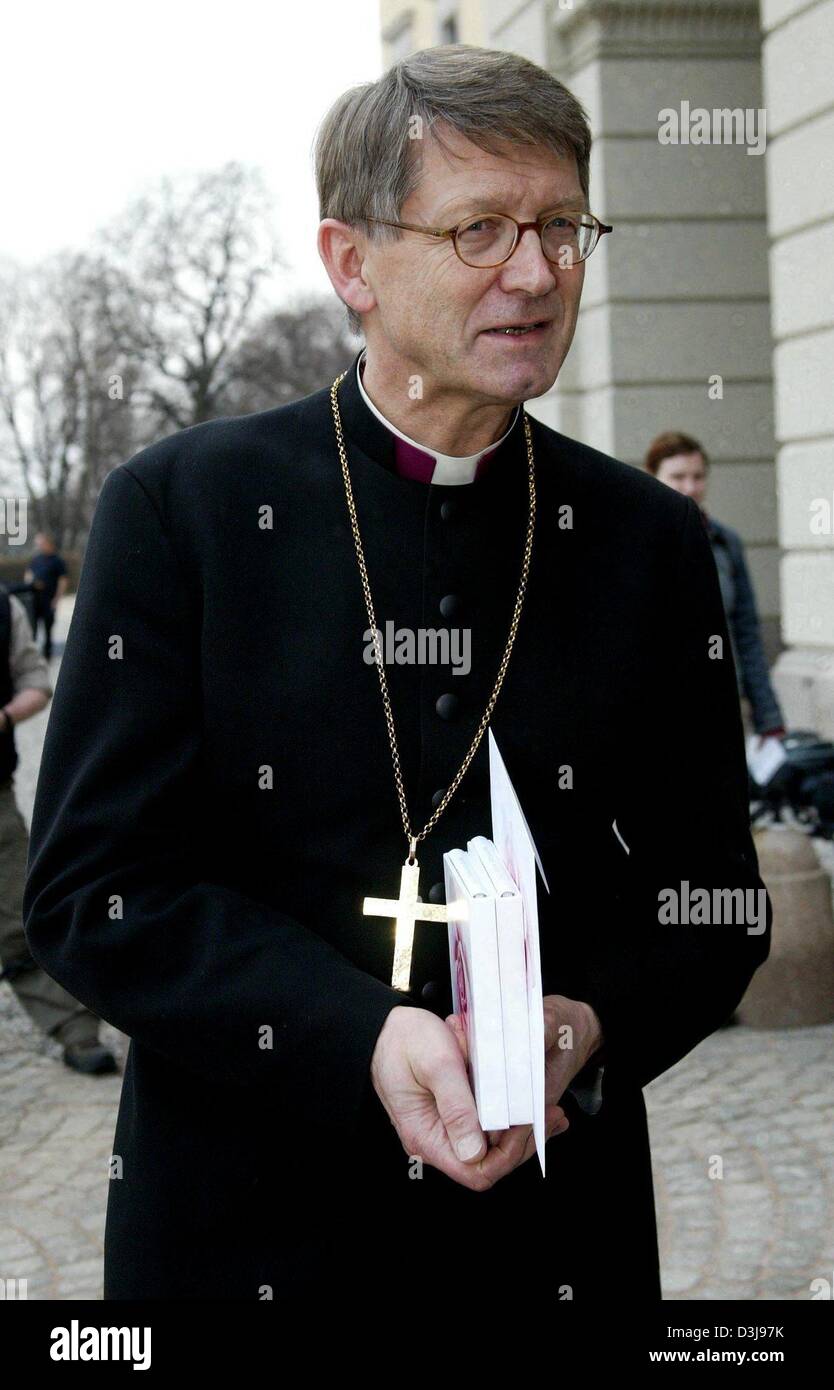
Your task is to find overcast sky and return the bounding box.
[2,0,382,300]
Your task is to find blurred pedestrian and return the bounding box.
[645,431,785,740]
[0,587,116,1074]
[24,532,68,661]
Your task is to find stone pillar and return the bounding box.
[762,0,834,737]
[739,824,834,1027]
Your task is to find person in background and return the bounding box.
[0,586,117,1074]
[645,431,785,742]
[24,532,68,660]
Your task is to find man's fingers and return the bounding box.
[402,1110,540,1192]
[391,1013,553,1190]
[485,1122,534,1168]
[545,1104,570,1139]
[444,1013,469,1066]
[430,1058,486,1164]
[423,1053,531,1185]
[433,1123,535,1190]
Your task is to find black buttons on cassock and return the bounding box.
[421,980,442,1003]
[428,882,445,904]
[439,593,462,620]
[440,499,459,523]
[436,692,459,720]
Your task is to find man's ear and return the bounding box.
[317,219,376,320]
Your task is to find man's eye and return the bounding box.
[460,217,503,233]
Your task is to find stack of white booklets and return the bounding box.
[442,730,549,1174]
[444,837,535,1131]
[439,728,550,1173]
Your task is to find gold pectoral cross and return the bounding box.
[364,848,448,991]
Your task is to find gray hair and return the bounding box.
[314,44,593,337]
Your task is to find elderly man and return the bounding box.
[23,44,769,1305]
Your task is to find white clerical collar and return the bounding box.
[356,349,520,486]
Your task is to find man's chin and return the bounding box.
[469,346,561,401]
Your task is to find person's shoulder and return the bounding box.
[8,593,32,643]
[115,397,310,498]
[706,513,743,549]
[527,414,690,524]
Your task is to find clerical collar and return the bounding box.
[356,348,520,486]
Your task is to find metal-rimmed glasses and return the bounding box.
[362,209,613,269]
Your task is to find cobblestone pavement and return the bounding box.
[2,599,833,1300]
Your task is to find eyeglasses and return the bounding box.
[363,209,613,269]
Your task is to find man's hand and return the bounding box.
[542,994,603,1126]
[447,995,602,1145]
[445,1010,571,1152]
[370,1005,540,1192]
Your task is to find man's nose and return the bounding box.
[498,227,559,294]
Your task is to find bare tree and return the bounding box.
[219,292,360,416]
[0,163,346,557]
[98,161,282,432]
[0,252,138,550]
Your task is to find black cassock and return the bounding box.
[23,352,770,1305]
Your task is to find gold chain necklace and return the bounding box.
[329,368,536,990]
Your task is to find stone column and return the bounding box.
[762,0,834,737]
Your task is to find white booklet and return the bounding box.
[488,729,548,1176]
[746,732,787,788]
[441,730,549,1175]
[443,847,510,1131]
[467,836,533,1126]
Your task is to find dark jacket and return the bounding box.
[0,590,18,782]
[22,353,770,1305]
[704,513,784,734]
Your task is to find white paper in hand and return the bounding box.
[488,729,549,1177]
[746,733,787,788]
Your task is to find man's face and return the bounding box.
[358,127,587,404]
[655,452,708,506]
